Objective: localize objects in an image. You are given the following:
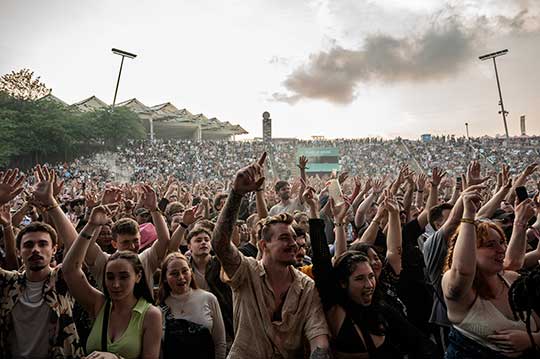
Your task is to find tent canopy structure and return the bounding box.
[42,94,248,140]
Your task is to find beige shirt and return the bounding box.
[224,254,329,358]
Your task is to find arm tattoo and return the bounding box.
[211,189,243,268]
[310,347,332,359]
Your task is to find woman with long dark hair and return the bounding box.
[63,205,162,359]
[304,187,436,358]
[158,252,226,359]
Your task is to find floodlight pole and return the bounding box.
[465,122,469,140]
[111,48,137,111]
[479,49,509,139]
[112,56,125,111]
[492,58,509,139]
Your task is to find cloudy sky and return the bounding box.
[1,0,539,139]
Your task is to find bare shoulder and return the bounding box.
[143,304,162,327]
[326,305,346,335]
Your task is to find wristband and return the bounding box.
[80,231,93,240]
[180,222,188,229]
[417,190,424,193]
[44,203,59,212]
[334,222,347,227]
[460,218,476,226]
[514,220,527,229]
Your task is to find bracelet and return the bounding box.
[149,208,163,215]
[460,218,476,226]
[417,190,424,193]
[180,222,188,229]
[44,203,59,212]
[334,222,347,227]
[514,220,527,229]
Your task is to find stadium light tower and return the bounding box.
[479,49,509,139]
[111,48,137,111]
[465,122,470,140]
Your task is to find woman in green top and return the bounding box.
[63,205,162,359]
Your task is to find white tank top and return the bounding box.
[453,274,532,351]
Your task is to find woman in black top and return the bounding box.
[303,187,437,358]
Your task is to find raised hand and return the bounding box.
[100,187,122,205]
[416,173,428,192]
[353,176,362,192]
[521,163,538,178]
[372,178,385,194]
[85,191,99,209]
[500,164,512,189]
[330,197,351,224]
[383,191,400,215]
[338,171,349,185]
[31,165,56,207]
[466,161,490,187]
[302,186,319,212]
[514,198,535,226]
[430,167,447,187]
[140,185,158,211]
[297,155,309,170]
[0,204,12,226]
[0,169,26,206]
[88,204,116,226]
[232,152,266,195]
[462,187,484,214]
[182,205,203,226]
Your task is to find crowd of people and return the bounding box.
[112,137,540,183]
[1,135,540,358]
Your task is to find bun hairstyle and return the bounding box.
[509,267,540,352]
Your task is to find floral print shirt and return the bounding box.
[0,266,84,358]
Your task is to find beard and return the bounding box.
[28,263,48,271]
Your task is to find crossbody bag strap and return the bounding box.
[101,300,111,352]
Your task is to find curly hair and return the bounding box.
[443,220,507,299]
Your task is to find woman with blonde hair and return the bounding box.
[442,190,539,358]
[158,252,226,359]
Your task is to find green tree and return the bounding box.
[0,69,51,101]
[84,107,146,147]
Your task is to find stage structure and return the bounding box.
[42,93,248,141]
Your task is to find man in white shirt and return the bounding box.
[268,156,308,216]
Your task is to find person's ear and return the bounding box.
[111,240,118,249]
[258,239,267,252]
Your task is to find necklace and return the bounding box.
[171,289,191,315]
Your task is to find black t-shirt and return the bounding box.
[238,242,258,258]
